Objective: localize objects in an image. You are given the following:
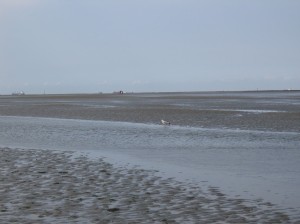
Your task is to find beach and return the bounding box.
[0,91,299,132]
[0,91,300,223]
[0,147,292,223]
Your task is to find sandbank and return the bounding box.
[0,147,292,223]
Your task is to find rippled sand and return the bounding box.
[0,148,292,223]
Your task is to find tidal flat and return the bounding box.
[0,91,300,222]
[0,148,293,223]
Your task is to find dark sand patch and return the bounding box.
[0,147,293,223]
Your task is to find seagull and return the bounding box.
[161,119,171,125]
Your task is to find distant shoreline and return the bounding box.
[1,89,299,97]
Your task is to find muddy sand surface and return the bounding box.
[0,92,299,132]
[1,92,299,222]
[0,148,293,223]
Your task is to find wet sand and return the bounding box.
[1,92,300,222]
[0,92,300,132]
[0,147,292,223]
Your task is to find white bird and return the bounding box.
[161,119,171,125]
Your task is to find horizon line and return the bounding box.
[1,89,299,96]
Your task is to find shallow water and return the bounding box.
[0,91,300,218]
[0,116,300,216]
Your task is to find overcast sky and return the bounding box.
[1,0,299,94]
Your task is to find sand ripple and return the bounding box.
[0,148,294,223]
